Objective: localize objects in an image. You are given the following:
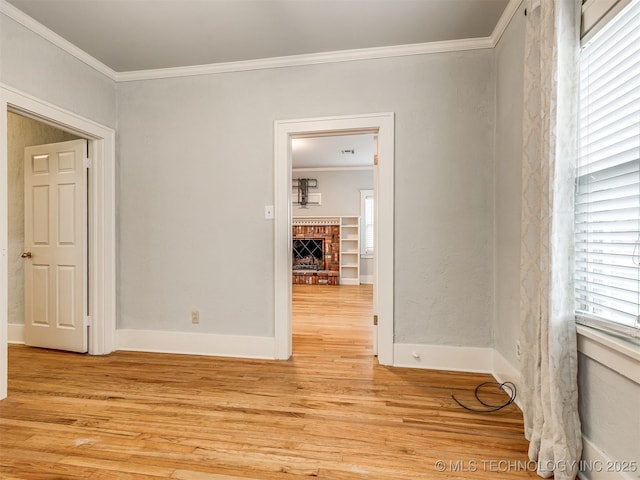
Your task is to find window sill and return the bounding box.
[576,324,640,385]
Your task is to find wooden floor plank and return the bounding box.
[1,284,538,478]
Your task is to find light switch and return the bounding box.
[264,205,274,219]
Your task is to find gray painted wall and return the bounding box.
[493,4,525,366]
[292,169,372,217]
[0,14,117,129]
[7,112,80,326]
[117,50,495,345]
[393,53,494,346]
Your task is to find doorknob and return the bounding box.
[21,251,32,258]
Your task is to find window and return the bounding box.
[575,0,640,339]
[360,190,374,255]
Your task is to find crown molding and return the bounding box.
[490,0,525,46]
[114,37,494,82]
[0,0,118,81]
[2,0,509,83]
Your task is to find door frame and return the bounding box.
[0,84,116,399]
[274,113,394,365]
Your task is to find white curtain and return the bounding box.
[519,1,583,479]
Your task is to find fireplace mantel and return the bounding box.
[292,217,340,226]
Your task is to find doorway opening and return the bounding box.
[7,112,87,352]
[290,133,376,358]
[1,85,117,400]
[273,113,394,365]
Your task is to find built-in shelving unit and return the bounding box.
[340,216,360,285]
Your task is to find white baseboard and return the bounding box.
[8,324,24,344]
[116,329,276,360]
[393,343,525,409]
[491,349,523,410]
[579,436,638,480]
[393,343,494,372]
[360,275,374,284]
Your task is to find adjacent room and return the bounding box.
[290,133,375,356]
[0,0,638,479]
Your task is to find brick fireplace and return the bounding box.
[292,223,340,285]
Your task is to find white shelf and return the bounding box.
[339,216,360,285]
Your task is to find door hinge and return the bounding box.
[373,314,378,326]
[373,154,379,166]
[84,157,92,169]
[84,315,93,327]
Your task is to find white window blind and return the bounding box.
[576,0,640,338]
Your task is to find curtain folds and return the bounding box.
[519,1,583,479]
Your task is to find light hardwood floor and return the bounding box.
[0,285,538,479]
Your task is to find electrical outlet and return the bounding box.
[191,310,200,324]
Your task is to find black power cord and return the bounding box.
[451,381,517,413]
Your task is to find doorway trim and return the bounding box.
[274,113,394,364]
[0,84,116,399]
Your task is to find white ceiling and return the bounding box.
[6,0,510,73]
[292,134,375,169]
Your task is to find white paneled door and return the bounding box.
[23,140,88,353]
